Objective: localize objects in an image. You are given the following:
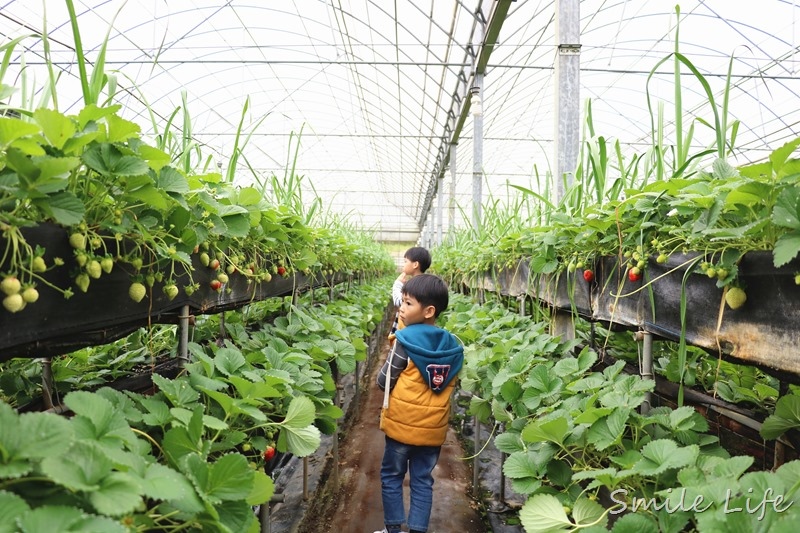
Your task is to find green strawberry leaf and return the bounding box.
[0,491,29,533]
[88,472,142,516]
[41,441,113,491]
[519,494,571,533]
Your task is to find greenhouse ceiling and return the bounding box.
[2,1,799,242]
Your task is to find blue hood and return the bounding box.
[395,324,463,392]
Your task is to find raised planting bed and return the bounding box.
[0,224,349,361]
[472,252,800,381]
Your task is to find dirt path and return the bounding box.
[299,336,488,533]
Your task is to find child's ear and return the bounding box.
[423,305,436,319]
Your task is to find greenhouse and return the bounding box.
[2,1,800,532]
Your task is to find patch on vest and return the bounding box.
[426,364,451,391]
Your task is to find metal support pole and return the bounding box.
[471,74,484,230]
[332,377,340,488]
[436,174,444,245]
[260,501,270,533]
[472,415,480,498]
[259,493,285,533]
[178,304,190,366]
[554,0,580,203]
[302,456,309,500]
[639,331,653,414]
[518,295,526,317]
[41,358,54,410]
[449,142,457,242]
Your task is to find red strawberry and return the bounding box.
[277,266,286,276]
[209,258,221,270]
[210,279,222,291]
[583,269,594,283]
[263,445,276,461]
[628,268,642,282]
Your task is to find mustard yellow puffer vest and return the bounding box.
[382,359,457,447]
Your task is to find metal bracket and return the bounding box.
[558,43,581,55]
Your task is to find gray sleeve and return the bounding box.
[377,343,409,391]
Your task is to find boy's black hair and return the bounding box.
[404,246,431,273]
[402,273,448,317]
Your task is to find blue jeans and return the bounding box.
[380,435,441,533]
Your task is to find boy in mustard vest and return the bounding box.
[375,274,463,533]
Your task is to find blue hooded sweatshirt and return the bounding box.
[394,323,463,392]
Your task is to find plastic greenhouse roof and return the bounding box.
[2,1,799,241]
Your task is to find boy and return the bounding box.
[375,274,464,533]
[389,246,431,338]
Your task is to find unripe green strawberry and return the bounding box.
[200,252,210,267]
[656,253,668,264]
[217,272,229,284]
[129,282,147,303]
[263,272,272,283]
[725,287,747,310]
[3,293,24,313]
[75,273,90,293]
[69,233,86,250]
[1,276,21,296]
[86,260,102,279]
[209,258,221,270]
[145,274,155,287]
[100,257,114,274]
[226,264,236,275]
[21,287,39,303]
[131,257,143,270]
[32,256,47,272]
[795,273,800,285]
[163,284,179,300]
[76,252,88,267]
[184,285,196,296]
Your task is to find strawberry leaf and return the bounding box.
[0,491,29,533]
[772,230,800,267]
[16,505,127,533]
